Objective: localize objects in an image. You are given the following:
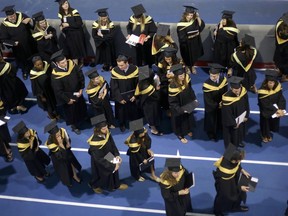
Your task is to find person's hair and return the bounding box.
[171,72,188,88]
[278,22,288,39]
[225,18,237,27]
[35,19,47,32]
[180,12,196,22]
[161,56,180,69]
[160,169,178,186]
[97,17,111,28]
[116,55,129,63]
[93,125,107,136]
[260,79,278,90]
[132,14,146,32]
[59,1,74,16]
[32,56,42,64]
[230,149,245,161]
[237,45,255,61]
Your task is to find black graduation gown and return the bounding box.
[0,101,11,156]
[0,12,37,73]
[127,15,157,66]
[168,75,196,137]
[231,47,257,90]
[0,61,28,110]
[203,76,228,139]
[86,77,115,126]
[58,9,86,59]
[159,167,193,216]
[30,61,57,115]
[221,88,250,148]
[213,157,246,214]
[92,20,116,67]
[51,59,87,125]
[17,129,50,177]
[177,18,205,67]
[125,132,153,180]
[46,128,81,186]
[214,24,239,68]
[258,82,286,137]
[87,132,121,190]
[110,65,140,125]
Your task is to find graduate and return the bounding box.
[44,120,82,187]
[159,158,193,216]
[126,4,157,67]
[124,118,160,182]
[85,68,116,128]
[221,76,250,148]
[50,49,87,135]
[92,8,116,71]
[177,5,205,74]
[110,54,140,132]
[87,114,128,193]
[13,121,50,183]
[213,144,251,215]
[203,63,228,141]
[258,70,286,143]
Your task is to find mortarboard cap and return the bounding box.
[138,65,151,81]
[55,0,67,5]
[32,11,45,22]
[129,118,144,132]
[265,70,279,81]
[91,114,107,128]
[183,5,198,13]
[208,63,225,74]
[163,47,177,57]
[12,121,28,134]
[223,143,243,161]
[2,5,15,16]
[131,4,146,18]
[281,13,288,25]
[242,34,255,47]
[85,68,99,79]
[95,8,108,17]
[44,120,59,134]
[170,64,185,76]
[156,24,170,37]
[228,76,243,89]
[50,49,65,62]
[222,10,235,19]
[165,158,181,172]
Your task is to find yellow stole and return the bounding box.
[135,84,155,96]
[177,20,195,31]
[30,61,49,79]
[2,12,23,27]
[124,134,141,153]
[203,77,227,92]
[111,67,138,80]
[86,76,105,97]
[160,167,185,188]
[17,129,36,152]
[276,20,288,45]
[223,26,240,35]
[0,62,11,76]
[168,75,191,96]
[258,84,282,99]
[232,47,257,72]
[52,59,74,79]
[214,157,240,180]
[58,9,80,19]
[222,88,247,106]
[87,132,111,149]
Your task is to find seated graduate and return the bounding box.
[124,118,160,182]
[44,120,82,187]
[213,144,251,215]
[12,121,50,183]
[159,158,193,216]
[87,114,128,194]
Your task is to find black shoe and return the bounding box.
[120,125,126,132]
[71,126,81,135]
[239,143,245,148]
[34,176,45,183]
[23,73,28,80]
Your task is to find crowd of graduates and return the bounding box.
[0,1,288,216]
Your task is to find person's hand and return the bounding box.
[234,123,240,129]
[143,159,148,164]
[114,163,120,172]
[130,96,136,102]
[116,156,122,163]
[45,34,53,39]
[241,186,250,192]
[178,188,189,195]
[120,99,126,104]
[14,41,19,46]
[97,30,103,37]
[244,118,248,122]
[62,23,69,28]
[241,169,251,178]
[144,35,151,42]
[126,34,131,40]
[22,18,31,25]
[147,149,154,156]
[68,99,76,104]
[77,89,83,97]
[156,85,160,90]
[102,88,107,99]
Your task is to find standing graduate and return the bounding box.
[213,10,239,74]
[213,144,250,215]
[56,0,86,65]
[126,4,157,67]
[87,114,128,193]
[177,5,205,74]
[124,118,160,182]
[221,76,250,148]
[92,8,116,71]
[168,64,197,144]
[44,120,82,187]
[50,49,87,135]
[230,34,258,93]
[31,11,59,63]
[110,54,140,132]
[258,70,286,143]
[0,100,13,162]
[159,158,193,216]
[203,64,228,141]
[135,65,162,135]
[0,5,37,79]
[85,68,116,128]
[12,121,50,183]
[30,55,58,120]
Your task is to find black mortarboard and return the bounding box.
[2,5,15,16]
[228,76,243,89]
[170,64,185,76]
[138,65,151,81]
[44,120,59,134]
[165,158,181,172]
[223,143,243,161]
[222,10,235,19]
[85,68,99,79]
[129,118,144,132]
[32,11,45,22]
[156,24,170,37]
[208,63,225,74]
[183,5,198,13]
[265,70,279,81]
[281,13,288,25]
[12,121,28,134]
[95,8,108,17]
[55,0,67,5]
[131,4,146,18]
[242,34,255,47]
[50,49,65,62]
[91,114,107,128]
[163,47,177,57]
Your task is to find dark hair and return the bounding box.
[230,149,245,161]
[32,56,42,64]
[59,1,74,16]
[116,55,129,63]
[260,79,278,90]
